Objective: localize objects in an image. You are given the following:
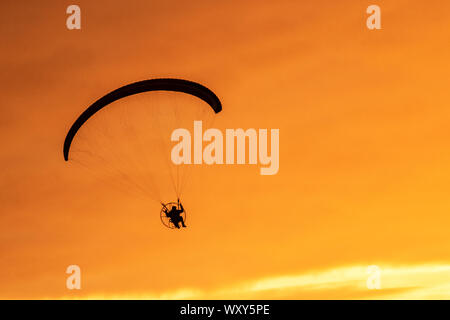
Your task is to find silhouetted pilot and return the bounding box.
[163,200,186,228]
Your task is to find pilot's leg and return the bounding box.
[170,219,179,229]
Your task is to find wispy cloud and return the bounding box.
[59,263,450,300]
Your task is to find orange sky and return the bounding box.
[1,0,450,299]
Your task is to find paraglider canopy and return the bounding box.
[62,77,222,208]
[63,78,222,161]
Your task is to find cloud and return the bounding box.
[58,263,450,300]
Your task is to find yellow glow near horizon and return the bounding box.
[58,263,450,300]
